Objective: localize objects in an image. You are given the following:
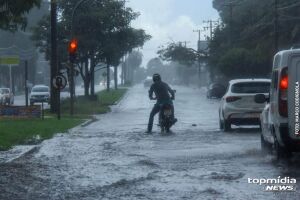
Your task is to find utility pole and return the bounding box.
[193,29,202,86]
[193,29,201,51]
[25,60,28,107]
[274,0,279,53]
[50,0,59,114]
[222,2,237,45]
[203,20,219,41]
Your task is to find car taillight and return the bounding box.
[280,76,288,90]
[279,67,288,117]
[226,96,241,103]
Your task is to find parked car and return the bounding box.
[30,85,50,105]
[0,89,5,105]
[206,83,226,99]
[143,77,153,87]
[219,79,271,131]
[0,88,14,105]
[255,48,300,158]
[258,103,273,154]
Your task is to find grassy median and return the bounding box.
[0,88,127,150]
[0,118,83,150]
[60,88,127,116]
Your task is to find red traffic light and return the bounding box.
[68,39,78,54]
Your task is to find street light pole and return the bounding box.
[71,0,93,37]
[69,0,92,116]
[50,0,59,118]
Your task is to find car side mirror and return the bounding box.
[254,94,267,104]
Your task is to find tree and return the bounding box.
[101,28,150,91]
[0,0,41,31]
[146,57,164,76]
[158,43,198,66]
[31,0,150,96]
[210,0,300,80]
[124,50,143,84]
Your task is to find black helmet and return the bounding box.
[152,73,161,82]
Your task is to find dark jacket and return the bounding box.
[149,81,174,104]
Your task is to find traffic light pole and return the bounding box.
[51,0,60,120]
[70,62,74,116]
[25,60,28,107]
[69,0,92,116]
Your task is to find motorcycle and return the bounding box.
[151,90,176,133]
[158,102,174,133]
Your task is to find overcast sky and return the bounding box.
[127,0,219,66]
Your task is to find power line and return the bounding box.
[278,1,300,10]
[203,20,219,41]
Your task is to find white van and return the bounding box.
[255,49,300,158]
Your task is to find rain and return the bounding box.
[1,0,300,200]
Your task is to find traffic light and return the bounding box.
[68,38,78,63]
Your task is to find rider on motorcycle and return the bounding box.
[147,73,177,133]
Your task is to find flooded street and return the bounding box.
[1,85,300,200]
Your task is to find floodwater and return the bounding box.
[1,85,300,200]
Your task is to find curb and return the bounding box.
[80,117,98,127]
[0,145,38,164]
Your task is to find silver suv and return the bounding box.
[0,88,14,105]
[30,85,50,105]
[255,49,300,158]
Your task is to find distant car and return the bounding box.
[219,79,271,131]
[0,89,5,105]
[0,88,14,105]
[30,85,50,105]
[206,83,226,99]
[143,77,152,87]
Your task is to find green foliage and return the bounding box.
[146,57,164,75]
[210,0,300,79]
[0,118,83,150]
[0,88,128,150]
[0,0,41,31]
[31,0,150,94]
[158,43,198,66]
[218,48,269,78]
[126,51,143,70]
[97,88,127,105]
[60,88,127,115]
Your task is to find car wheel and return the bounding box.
[261,134,272,154]
[224,119,231,132]
[219,118,224,130]
[273,135,292,160]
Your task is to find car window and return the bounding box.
[32,87,49,92]
[3,89,9,94]
[231,82,270,94]
[273,54,281,69]
[271,71,278,90]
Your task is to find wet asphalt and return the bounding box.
[1,85,300,200]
